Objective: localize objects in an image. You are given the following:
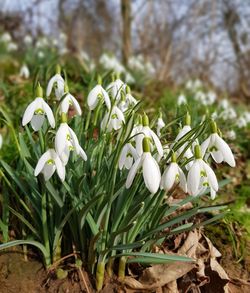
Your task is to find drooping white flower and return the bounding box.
[55,122,87,165]
[226,130,236,140]
[177,94,187,105]
[106,77,126,101]
[126,137,161,194]
[22,85,55,131]
[101,106,125,132]
[118,87,137,112]
[19,64,30,79]
[87,84,111,110]
[7,42,18,52]
[46,66,64,100]
[34,149,65,181]
[219,99,229,110]
[236,116,247,128]
[119,143,138,170]
[174,115,194,167]
[201,121,235,167]
[1,32,12,43]
[206,91,216,105]
[156,117,165,137]
[23,34,33,46]
[220,108,237,120]
[60,88,82,116]
[135,114,163,158]
[243,111,250,123]
[187,145,218,199]
[161,152,187,192]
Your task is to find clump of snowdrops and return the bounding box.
[0,66,235,290]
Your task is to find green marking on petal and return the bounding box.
[46,159,55,165]
[66,134,71,141]
[209,146,218,152]
[202,181,209,187]
[35,108,45,115]
[200,170,207,177]
[111,114,118,119]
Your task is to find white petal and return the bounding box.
[135,133,144,156]
[53,152,65,181]
[201,137,211,157]
[119,144,128,170]
[175,125,191,141]
[125,156,133,169]
[70,94,82,115]
[34,150,51,176]
[210,188,216,200]
[60,95,70,113]
[55,123,68,155]
[202,161,218,191]
[126,157,142,189]
[60,147,70,165]
[149,129,163,158]
[161,163,178,191]
[215,134,236,167]
[68,127,80,154]
[31,115,45,131]
[101,88,111,109]
[87,85,100,110]
[41,99,55,128]
[211,150,224,163]
[43,164,56,181]
[79,146,87,161]
[187,160,201,195]
[22,99,37,126]
[142,153,161,194]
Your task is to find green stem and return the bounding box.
[118,256,127,279]
[95,261,105,291]
[85,111,91,132]
[106,258,114,277]
[42,190,51,267]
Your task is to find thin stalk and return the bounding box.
[41,189,51,267]
[95,261,105,291]
[118,256,127,279]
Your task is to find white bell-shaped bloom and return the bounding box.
[119,143,138,170]
[19,64,30,79]
[156,117,165,137]
[22,97,55,131]
[60,93,82,116]
[187,158,218,199]
[126,137,161,194]
[226,130,236,140]
[55,122,87,165]
[118,92,137,112]
[101,106,125,132]
[201,123,235,167]
[34,149,65,181]
[236,116,247,128]
[161,160,187,192]
[177,94,187,106]
[46,70,65,100]
[135,114,163,158]
[87,84,111,110]
[106,78,126,101]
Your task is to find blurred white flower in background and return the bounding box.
[177,94,187,105]
[7,42,18,51]
[226,130,236,140]
[0,32,12,43]
[236,116,247,128]
[23,34,33,46]
[19,64,30,79]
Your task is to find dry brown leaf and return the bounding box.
[178,230,200,258]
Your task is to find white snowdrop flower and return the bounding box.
[119,143,138,170]
[206,91,216,105]
[236,116,247,128]
[34,149,65,181]
[226,130,236,140]
[125,72,135,84]
[119,87,137,112]
[161,152,187,192]
[46,65,65,100]
[177,94,187,105]
[135,114,163,158]
[194,91,206,104]
[187,145,218,199]
[106,77,126,101]
[126,137,161,194]
[22,85,55,131]
[185,80,193,90]
[243,111,250,123]
[0,134,2,149]
[1,32,12,43]
[175,114,194,162]
[219,99,229,110]
[201,121,235,167]
[7,42,18,51]
[55,120,87,165]
[19,64,30,79]
[211,111,218,120]
[24,34,32,46]
[220,108,237,120]
[87,78,111,110]
[156,117,165,137]
[101,106,125,132]
[38,51,44,58]
[60,85,82,116]
[193,79,202,90]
